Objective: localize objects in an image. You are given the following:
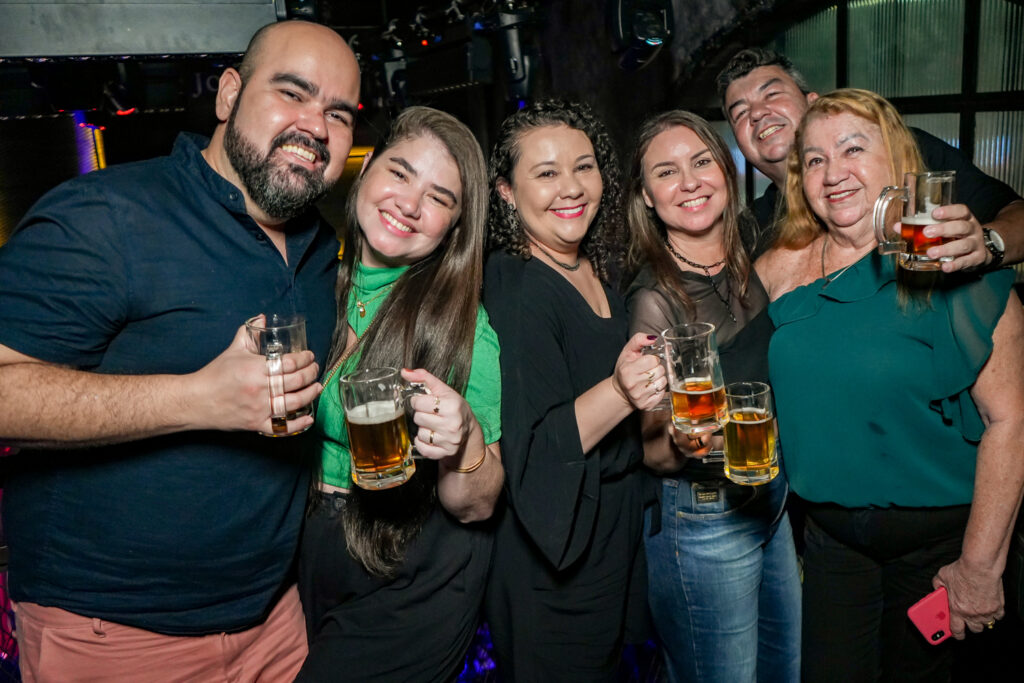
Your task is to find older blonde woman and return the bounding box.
[757,89,1024,682]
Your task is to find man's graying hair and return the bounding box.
[716,47,813,113]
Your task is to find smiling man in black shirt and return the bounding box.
[0,20,359,682]
[717,48,1023,268]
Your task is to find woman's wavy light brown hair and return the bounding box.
[625,110,752,318]
[779,88,924,248]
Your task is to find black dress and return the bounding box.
[482,251,649,682]
[296,484,492,682]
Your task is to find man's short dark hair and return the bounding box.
[716,47,813,105]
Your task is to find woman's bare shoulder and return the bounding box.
[755,245,815,301]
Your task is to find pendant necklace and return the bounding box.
[528,236,581,271]
[820,238,855,287]
[665,240,737,323]
[354,283,395,318]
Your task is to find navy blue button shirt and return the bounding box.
[0,133,340,634]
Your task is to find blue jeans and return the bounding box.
[645,475,801,683]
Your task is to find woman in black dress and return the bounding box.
[482,99,666,681]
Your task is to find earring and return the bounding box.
[504,201,519,231]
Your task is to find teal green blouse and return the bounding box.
[768,250,1014,507]
[314,262,502,488]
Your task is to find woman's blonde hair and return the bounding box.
[779,88,924,248]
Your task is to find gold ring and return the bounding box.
[429,430,435,445]
[986,620,995,629]
[644,380,653,389]
[646,369,655,382]
[433,396,441,414]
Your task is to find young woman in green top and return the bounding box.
[295,107,503,681]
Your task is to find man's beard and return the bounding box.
[224,101,332,220]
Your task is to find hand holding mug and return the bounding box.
[875,171,963,272]
[192,320,320,435]
[401,367,476,460]
[613,333,668,411]
[245,314,317,436]
[922,203,987,272]
[670,426,721,460]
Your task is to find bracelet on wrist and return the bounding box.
[451,450,487,474]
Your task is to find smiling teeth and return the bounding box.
[758,125,782,140]
[681,197,709,208]
[381,211,413,233]
[552,206,585,218]
[281,144,315,162]
[829,189,856,200]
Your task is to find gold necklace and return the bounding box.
[820,238,855,286]
[354,283,394,318]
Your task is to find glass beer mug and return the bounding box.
[874,171,956,271]
[338,367,424,490]
[722,382,780,486]
[245,313,312,437]
[662,323,727,435]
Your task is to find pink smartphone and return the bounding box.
[907,586,951,645]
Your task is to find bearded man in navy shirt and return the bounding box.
[0,19,359,682]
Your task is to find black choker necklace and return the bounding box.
[665,240,736,323]
[529,237,581,271]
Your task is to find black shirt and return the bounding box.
[0,134,339,634]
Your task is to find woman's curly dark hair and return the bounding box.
[486,98,625,282]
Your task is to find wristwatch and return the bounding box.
[982,228,1005,268]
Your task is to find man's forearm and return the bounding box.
[0,361,196,448]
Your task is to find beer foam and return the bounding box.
[728,407,771,423]
[901,214,936,225]
[672,378,723,395]
[347,400,402,424]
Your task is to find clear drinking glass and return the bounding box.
[874,170,956,271]
[338,367,421,490]
[722,381,780,486]
[245,313,311,437]
[662,322,727,436]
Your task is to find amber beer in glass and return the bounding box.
[663,323,726,435]
[339,367,416,490]
[245,314,312,436]
[722,382,779,486]
[874,171,956,271]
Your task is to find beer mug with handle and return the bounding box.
[339,367,425,490]
[662,322,727,436]
[874,171,956,271]
[245,313,312,437]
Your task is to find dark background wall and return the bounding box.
[0,0,778,239]
[2,0,1020,241]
